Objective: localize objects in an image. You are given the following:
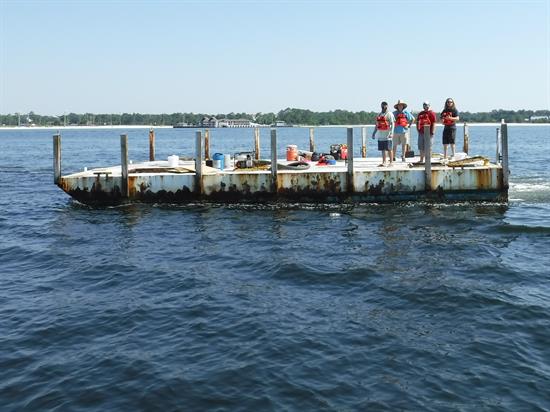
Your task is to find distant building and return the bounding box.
[219,118,253,127]
[201,116,219,128]
[529,115,549,122]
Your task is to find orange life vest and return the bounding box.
[442,111,454,126]
[396,112,408,127]
[418,112,432,128]
[376,115,390,130]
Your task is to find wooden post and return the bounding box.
[120,134,129,198]
[271,129,278,194]
[347,127,354,194]
[501,121,509,189]
[195,130,203,194]
[496,127,501,164]
[204,128,210,160]
[148,128,155,161]
[254,127,260,160]
[424,125,431,191]
[464,123,470,153]
[361,127,367,158]
[53,134,61,185]
[309,127,315,152]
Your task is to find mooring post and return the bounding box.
[463,123,469,154]
[424,125,432,191]
[53,134,61,185]
[361,127,367,158]
[120,134,129,198]
[347,127,354,193]
[271,129,278,194]
[254,127,260,160]
[501,120,509,189]
[204,128,210,160]
[148,128,155,161]
[195,130,203,195]
[496,127,501,164]
[309,127,315,152]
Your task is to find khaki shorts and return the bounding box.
[393,131,410,146]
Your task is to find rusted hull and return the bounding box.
[59,165,507,205]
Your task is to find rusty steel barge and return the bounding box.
[53,125,510,206]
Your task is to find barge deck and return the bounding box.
[54,125,510,205]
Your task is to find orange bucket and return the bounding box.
[286,145,298,161]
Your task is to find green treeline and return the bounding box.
[1,108,549,127]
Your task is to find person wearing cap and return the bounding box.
[440,98,460,159]
[392,99,415,162]
[416,101,437,163]
[372,101,395,166]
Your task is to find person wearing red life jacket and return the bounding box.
[371,101,395,166]
[440,98,460,159]
[416,101,437,163]
[392,99,415,162]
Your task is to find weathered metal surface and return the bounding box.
[203,172,272,202]
[58,159,507,205]
[430,166,501,191]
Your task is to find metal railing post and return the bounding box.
[271,129,278,194]
[120,134,129,198]
[195,130,203,195]
[53,134,61,185]
[424,125,432,191]
[347,127,354,193]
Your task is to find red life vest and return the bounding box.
[376,115,390,130]
[418,112,432,128]
[396,112,408,127]
[442,110,454,126]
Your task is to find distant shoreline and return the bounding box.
[0,123,548,131]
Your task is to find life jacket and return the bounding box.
[376,114,390,130]
[442,110,454,126]
[395,112,408,127]
[418,112,432,128]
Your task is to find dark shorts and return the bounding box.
[443,127,456,145]
[378,140,392,151]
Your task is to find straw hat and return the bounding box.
[394,99,407,109]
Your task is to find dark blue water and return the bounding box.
[1,126,550,411]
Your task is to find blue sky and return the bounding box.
[1,0,549,115]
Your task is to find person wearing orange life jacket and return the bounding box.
[392,99,415,162]
[371,101,395,166]
[440,98,460,159]
[416,101,437,163]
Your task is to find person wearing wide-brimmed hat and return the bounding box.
[392,99,415,162]
[372,101,395,166]
[416,101,437,163]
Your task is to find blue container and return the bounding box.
[327,159,337,165]
[213,153,224,170]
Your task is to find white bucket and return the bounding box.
[224,154,231,169]
[167,155,179,167]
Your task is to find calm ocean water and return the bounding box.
[1,125,549,411]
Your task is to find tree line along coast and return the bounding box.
[1,108,549,127]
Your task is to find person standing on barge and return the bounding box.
[392,99,415,162]
[416,101,437,163]
[440,98,460,159]
[372,101,395,166]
